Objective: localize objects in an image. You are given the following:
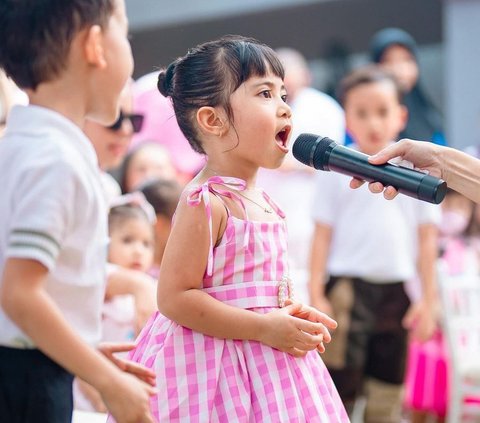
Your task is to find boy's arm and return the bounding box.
[0,258,155,423]
[308,222,333,314]
[404,224,438,341]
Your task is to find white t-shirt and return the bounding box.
[0,105,108,348]
[100,171,121,206]
[257,87,345,303]
[311,168,441,282]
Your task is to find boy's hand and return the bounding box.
[100,372,156,423]
[98,342,156,386]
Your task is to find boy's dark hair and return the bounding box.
[140,178,182,220]
[157,35,285,154]
[337,65,404,107]
[0,0,114,90]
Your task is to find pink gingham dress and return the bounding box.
[120,176,348,422]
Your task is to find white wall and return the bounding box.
[445,0,480,149]
[125,0,329,30]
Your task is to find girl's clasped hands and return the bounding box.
[260,300,337,357]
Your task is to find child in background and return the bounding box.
[139,178,182,279]
[112,35,348,422]
[405,189,476,423]
[76,199,156,413]
[104,199,156,344]
[309,66,440,422]
[0,1,155,422]
[439,190,476,275]
[119,142,178,193]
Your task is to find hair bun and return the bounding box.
[157,61,176,97]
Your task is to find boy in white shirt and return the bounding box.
[309,66,439,422]
[0,1,155,422]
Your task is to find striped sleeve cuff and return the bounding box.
[7,229,61,270]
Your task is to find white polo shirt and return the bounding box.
[0,105,108,348]
[311,168,441,283]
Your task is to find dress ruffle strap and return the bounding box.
[186,176,250,276]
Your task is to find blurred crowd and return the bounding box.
[1,25,479,423]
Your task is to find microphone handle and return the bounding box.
[326,144,447,204]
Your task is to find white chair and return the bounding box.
[439,264,480,423]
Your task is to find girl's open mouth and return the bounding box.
[275,125,291,152]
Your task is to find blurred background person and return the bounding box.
[84,80,144,203]
[118,142,178,194]
[468,203,480,263]
[370,27,447,146]
[139,177,182,279]
[309,66,439,422]
[0,70,28,136]
[404,188,477,423]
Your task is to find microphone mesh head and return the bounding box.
[292,133,335,170]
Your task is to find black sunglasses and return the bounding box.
[107,110,144,133]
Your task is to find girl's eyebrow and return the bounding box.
[251,80,286,91]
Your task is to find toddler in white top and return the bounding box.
[76,196,156,412]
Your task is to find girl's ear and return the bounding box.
[84,25,107,69]
[196,106,228,137]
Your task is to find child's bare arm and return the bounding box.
[0,258,155,423]
[76,378,107,413]
[156,193,329,356]
[105,268,157,334]
[308,222,333,315]
[403,224,438,341]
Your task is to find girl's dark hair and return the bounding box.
[337,65,404,107]
[0,0,113,89]
[157,35,285,154]
[108,204,151,233]
[140,178,182,220]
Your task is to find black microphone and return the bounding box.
[292,133,447,204]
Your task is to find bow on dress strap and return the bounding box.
[186,176,251,276]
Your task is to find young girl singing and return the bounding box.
[120,35,348,422]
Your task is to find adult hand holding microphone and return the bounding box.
[292,134,448,204]
[348,138,480,204]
